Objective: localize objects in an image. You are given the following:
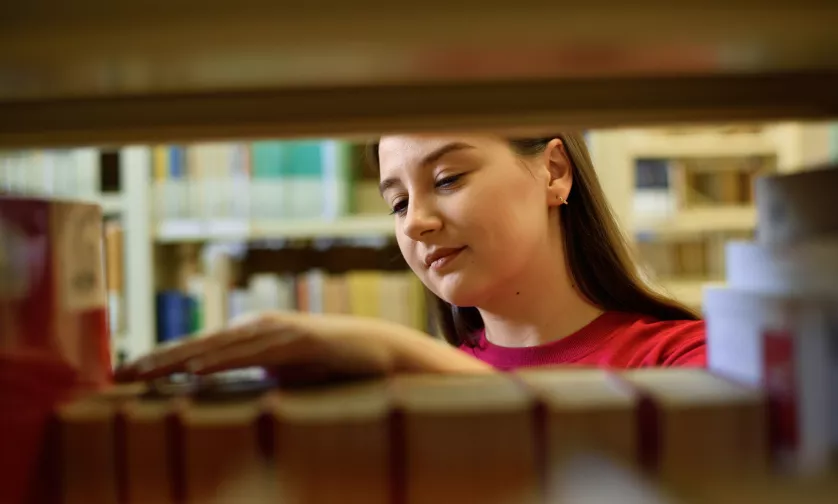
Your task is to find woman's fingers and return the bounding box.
[114,338,212,381]
[188,329,303,375]
[115,317,282,382]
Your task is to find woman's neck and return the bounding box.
[476,234,603,348]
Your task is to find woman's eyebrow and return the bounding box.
[379,142,475,195]
[418,141,475,168]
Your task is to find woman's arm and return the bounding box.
[380,323,493,373]
[115,312,492,383]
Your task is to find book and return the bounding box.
[617,368,767,487]
[516,368,638,488]
[391,373,540,504]
[179,396,271,504]
[42,369,788,503]
[270,381,391,504]
[121,397,179,504]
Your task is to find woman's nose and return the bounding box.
[402,199,442,240]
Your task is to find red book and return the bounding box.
[0,196,111,504]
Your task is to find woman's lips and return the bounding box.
[425,246,467,271]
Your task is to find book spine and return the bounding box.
[156,291,191,343]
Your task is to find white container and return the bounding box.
[755,164,838,245]
[703,286,838,476]
[725,238,838,297]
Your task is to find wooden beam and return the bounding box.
[2,72,836,148]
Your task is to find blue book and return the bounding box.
[156,290,191,343]
[169,146,186,179]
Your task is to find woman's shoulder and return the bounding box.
[605,311,706,367]
[458,311,706,370]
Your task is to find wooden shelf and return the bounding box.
[657,278,725,308]
[97,194,124,215]
[155,215,394,243]
[1,2,837,146]
[634,205,756,238]
[626,129,777,159]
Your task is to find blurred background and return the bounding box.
[2,121,835,366]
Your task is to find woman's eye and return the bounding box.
[390,200,408,216]
[435,174,462,188]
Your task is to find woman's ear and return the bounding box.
[545,138,573,207]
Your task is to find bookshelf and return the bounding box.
[98,193,125,215]
[156,216,394,243]
[588,122,835,311]
[634,206,756,238]
[136,123,838,359]
[2,3,838,502]
[624,129,779,159]
[0,139,410,363]
[135,140,410,362]
[5,126,832,361]
[0,147,149,362]
[2,3,838,147]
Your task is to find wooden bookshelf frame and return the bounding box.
[2,72,837,148]
[2,1,838,146]
[2,0,837,361]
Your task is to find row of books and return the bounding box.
[55,368,776,504]
[156,269,427,343]
[6,166,837,503]
[0,149,102,200]
[152,141,383,223]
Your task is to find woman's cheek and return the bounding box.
[395,236,421,274]
[450,183,497,222]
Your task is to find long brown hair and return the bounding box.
[367,133,699,347]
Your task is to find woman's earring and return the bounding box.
[558,195,568,205]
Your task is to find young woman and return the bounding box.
[116,133,705,384]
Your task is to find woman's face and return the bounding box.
[378,135,565,307]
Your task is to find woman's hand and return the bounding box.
[114,311,491,383]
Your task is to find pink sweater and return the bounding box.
[459,311,706,370]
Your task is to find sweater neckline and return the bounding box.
[474,311,634,364]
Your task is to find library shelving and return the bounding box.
[4,125,834,362]
[0,140,407,364]
[633,205,756,237]
[0,147,150,363]
[138,139,407,362]
[3,3,838,503]
[138,123,838,359]
[2,2,838,147]
[587,122,836,310]
[156,216,394,243]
